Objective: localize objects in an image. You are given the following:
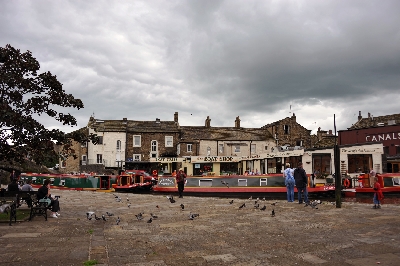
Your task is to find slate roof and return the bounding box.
[179,126,274,142]
[349,113,400,129]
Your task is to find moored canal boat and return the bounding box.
[342,173,400,198]
[19,173,117,191]
[153,173,336,198]
[113,170,156,192]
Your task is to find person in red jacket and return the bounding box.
[176,168,186,198]
[372,177,383,209]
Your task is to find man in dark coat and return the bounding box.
[176,168,186,198]
[294,162,308,204]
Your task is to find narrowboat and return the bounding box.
[19,173,117,191]
[342,173,400,198]
[113,170,157,192]
[153,173,336,198]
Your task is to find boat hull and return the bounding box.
[154,174,335,198]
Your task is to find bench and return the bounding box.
[29,194,51,221]
[0,196,18,226]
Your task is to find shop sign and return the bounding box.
[261,150,304,158]
[341,147,381,154]
[191,156,240,163]
[366,132,400,142]
[150,157,184,162]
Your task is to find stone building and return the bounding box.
[261,113,312,149]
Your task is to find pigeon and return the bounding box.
[189,212,199,220]
[254,203,260,209]
[147,217,153,223]
[271,202,276,206]
[116,217,121,225]
[156,205,159,209]
[86,211,95,219]
[126,197,129,201]
[167,195,176,203]
[221,181,229,187]
[150,213,158,219]
[135,213,143,221]
[262,197,266,201]
[106,212,114,216]
[248,196,252,200]
[127,203,131,208]
[239,203,246,209]
[0,204,10,214]
[95,215,101,220]
[180,204,185,210]
[260,205,266,211]
[229,200,234,204]
[113,194,119,198]
[102,214,107,221]
[116,197,122,202]
[271,209,275,217]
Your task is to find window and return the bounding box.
[260,178,268,186]
[165,136,173,147]
[81,142,87,147]
[97,154,103,164]
[219,144,224,154]
[238,179,247,186]
[284,125,290,134]
[97,136,103,144]
[133,135,141,147]
[296,140,303,146]
[187,144,192,152]
[151,141,158,152]
[251,144,256,154]
[81,155,87,165]
[312,154,331,177]
[199,179,213,187]
[348,154,372,173]
[133,154,141,161]
[207,147,211,156]
[234,146,240,153]
[383,146,389,155]
[116,140,121,151]
[396,146,400,155]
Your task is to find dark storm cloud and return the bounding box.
[1,0,399,134]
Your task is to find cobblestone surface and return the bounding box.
[1,190,400,266]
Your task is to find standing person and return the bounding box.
[294,162,308,204]
[9,170,17,183]
[284,163,295,202]
[369,168,376,188]
[176,168,187,198]
[37,179,60,218]
[372,177,383,209]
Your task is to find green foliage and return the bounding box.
[0,44,97,165]
[83,260,98,266]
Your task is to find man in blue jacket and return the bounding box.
[294,162,308,204]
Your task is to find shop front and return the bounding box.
[185,156,242,176]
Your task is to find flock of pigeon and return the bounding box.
[85,193,331,225]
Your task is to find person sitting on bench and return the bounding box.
[37,179,60,218]
[7,178,20,192]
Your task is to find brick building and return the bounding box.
[339,111,400,173]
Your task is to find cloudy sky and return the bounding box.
[1,0,400,135]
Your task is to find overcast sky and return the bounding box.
[2,0,400,135]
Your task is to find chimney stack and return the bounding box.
[235,116,241,128]
[205,116,211,128]
[174,112,178,123]
[358,111,362,121]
